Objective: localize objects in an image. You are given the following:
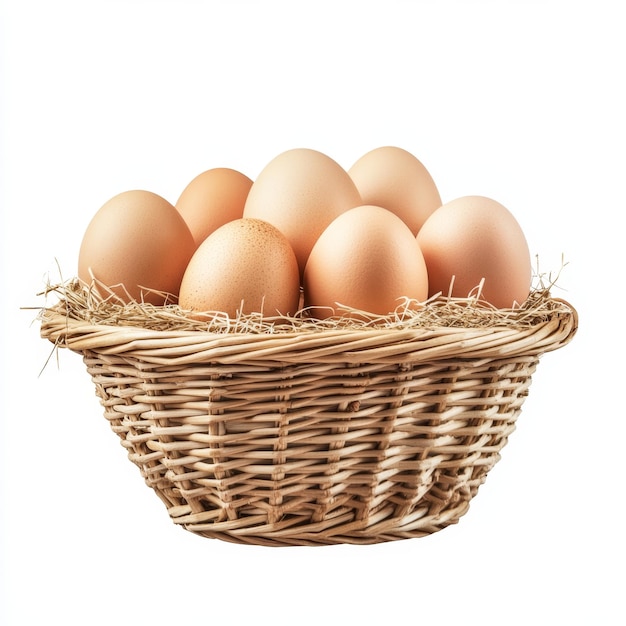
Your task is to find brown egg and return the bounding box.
[175,167,253,247]
[348,146,442,235]
[303,205,429,319]
[78,190,195,305]
[179,218,300,318]
[243,148,362,277]
[78,190,196,305]
[416,195,532,308]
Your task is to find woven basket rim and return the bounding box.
[37,281,578,366]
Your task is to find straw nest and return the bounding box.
[37,260,574,337]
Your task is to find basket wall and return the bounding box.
[84,349,538,546]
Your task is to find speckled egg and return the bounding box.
[179,217,300,318]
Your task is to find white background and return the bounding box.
[1,1,624,624]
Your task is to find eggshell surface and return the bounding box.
[348,146,442,235]
[243,148,362,277]
[175,167,253,247]
[303,205,429,319]
[77,190,196,305]
[416,195,532,308]
[179,218,300,318]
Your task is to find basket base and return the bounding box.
[168,495,473,547]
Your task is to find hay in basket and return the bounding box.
[37,270,577,547]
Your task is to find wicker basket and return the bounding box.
[39,288,577,546]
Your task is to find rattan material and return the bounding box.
[39,293,577,546]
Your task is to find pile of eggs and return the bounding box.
[77,146,532,320]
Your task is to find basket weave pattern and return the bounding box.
[41,298,577,546]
